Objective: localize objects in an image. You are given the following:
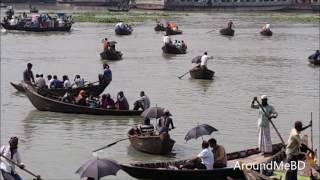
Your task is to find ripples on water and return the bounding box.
[0,6,319,179]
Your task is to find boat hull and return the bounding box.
[189,68,215,80]
[0,23,72,32]
[162,45,186,54]
[115,27,132,35]
[166,29,183,35]
[260,30,273,36]
[309,58,320,65]
[220,28,234,36]
[100,50,123,61]
[24,86,143,116]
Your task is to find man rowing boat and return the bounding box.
[23,63,35,84]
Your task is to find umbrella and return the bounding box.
[184,124,218,141]
[191,56,201,64]
[141,107,165,119]
[75,158,121,180]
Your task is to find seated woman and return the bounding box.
[115,91,129,110]
[101,93,115,109]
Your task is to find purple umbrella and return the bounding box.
[76,158,121,180]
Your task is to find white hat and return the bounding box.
[261,95,268,100]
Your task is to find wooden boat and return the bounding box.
[219,28,235,36]
[100,50,123,61]
[10,81,109,97]
[115,25,133,35]
[162,44,186,54]
[309,58,320,65]
[24,85,143,116]
[189,67,215,80]
[0,23,72,32]
[154,24,166,31]
[166,28,183,35]
[120,143,285,180]
[128,127,175,154]
[260,30,273,36]
[108,8,129,12]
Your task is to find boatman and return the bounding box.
[200,52,213,70]
[101,64,112,84]
[0,137,25,180]
[158,109,175,134]
[163,32,172,46]
[261,23,271,32]
[285,121,312,180]
[251,95,278,155]
[23,63,35,84]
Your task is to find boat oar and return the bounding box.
[310,112,313,150]
[178,71,189,79]
[0,153,42,180]
[254,99,286,145]
[92,138,129,152]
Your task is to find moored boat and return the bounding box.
[128,126,175,154]
[162,44,186,54]
[219,28,234,36]
[120,143,284,180]
[260,30,273,36]
[100,50,123,61]
[0,23,72,32]
[115,24,133,35]
[24,85,143,116]
[10,81,109,97]
[189,67,215,80]
[108,8,129,12]
[308,58,320,65]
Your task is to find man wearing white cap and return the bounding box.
[251,95,278,155]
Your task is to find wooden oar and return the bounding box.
[254,99,286,145]
[310,112,313,150]
[92,138,129,152]
[0,154,42,180]
[178,71,190,79]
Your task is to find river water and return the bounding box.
[0,5,319,180]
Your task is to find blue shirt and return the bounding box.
[103,69,112,81]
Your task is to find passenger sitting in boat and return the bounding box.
[158,109,175,134]
[36,74,46,88]
[47,75,53,88]
[181,40,187,49]
[180,141,214,170]
[75,90,87,106]
[309,50,320,60]
[74,75,85,87]
[102,38,109,52]
[208,138,227,168]
[101,93,115,109]
[50,75,63,89]
[200,52,213,70]
[261,23,270,32]
[86,93,100,108]
[133,91,151,111]
[5,6,14,20]
[101,64,112,84]
[61,91,74,104]
[115,91,129,110]
[22,12,27,18]
[63,75,72,89]
[163,33,172,45]
[166,23,171,30]
[23,63,35,84]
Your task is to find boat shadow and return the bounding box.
[188,78,214,93]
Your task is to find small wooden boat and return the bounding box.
[128,127,175,155]
[166,28,183,35]
[309,58,320,65]
[100,50,123,61]
[108,8,129,12]
[0,23,72,32]
[24,85,143,116]
[162,44,186,54]
[154,24,166,31]
[10,81,109,97]
[260,30,273,36]
[120,143,284,180]
[219,28,235,36]
[115,25,133,35]
[189,67,215,80]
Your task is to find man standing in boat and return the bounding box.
[251,95,278,155]
[23,63,35,84]
[101,64,112,84]
[0,137,25,180]
[200,52,213,70]
[158,109,175,134]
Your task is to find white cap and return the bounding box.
[261,95,268,100]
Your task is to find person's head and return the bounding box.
[118,91,124,98]
[53,75,58,80]
[103,63,109,69]
[75,75,80,79]
[182,40,184,43]
[202,141,209,149]
[62,75,68,81]
[294,121,303,132]
[316,50,320,54]
[104,38,108,41]
[40,74,43,78]
[163,109,172,116]
[208,138,217,149]
[36,74,40,78]
[140,91,145,97]
[204,52,207,55]
[106,93,111,99]
[261,95,268,106]
[102,94,107,100]
[175,40,177,42]
[9,136,18,149]
[27,63,33,70]
[79,90,86,97]
[47,75,52,80]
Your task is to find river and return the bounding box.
[0,5,319,180]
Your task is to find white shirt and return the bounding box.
[200,55,213,66]
[197,148,214,170]
[48,79,54,89]
[0,145,23,173]
[74,78,85,87]
[138,95,150,109]
[116,22,124,28]
[163,36,171,44]
[286,128,301,155]
[63,80,72,88]
[36,77,46,88]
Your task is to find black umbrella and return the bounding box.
[184,124,218,141]
[75,158,121,180]
[141,107,165,119]
[191,56,201,64]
